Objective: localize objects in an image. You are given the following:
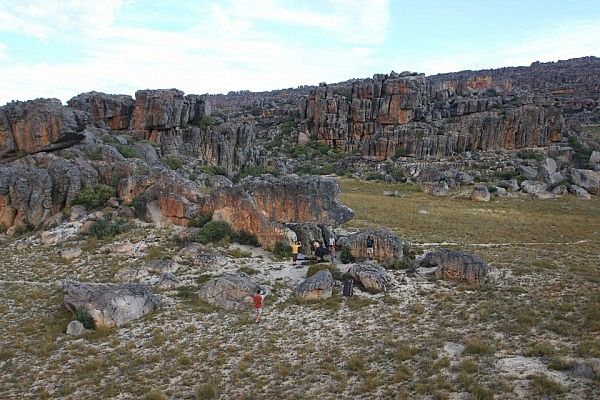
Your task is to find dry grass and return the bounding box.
[0,178,599,398]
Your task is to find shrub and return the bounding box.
[280,120,295,136]
[161,156,183,170]
[130,192,153,219]
[116,144,140,159]
[200,165,228,176]
[198,115,217,128]
[273,241,292,258]
[232,229,259,247]
[339,245,355,264]
[196,220,231,244]
[195,377,220,400]
[74,184,116,209]
[516,149,544,161]
[90,218,129,239]
[189,211,213,228]
[75,309,95,329]
[0,223,6,234]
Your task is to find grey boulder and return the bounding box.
[66,320,86,336]
[62,280,159,328]
[196,273,259,311]
[344,263,389,293]
[295,270,334,300]
[420,249,489,284]
[470,185,490,202]
[570,168,600,195]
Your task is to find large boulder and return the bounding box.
[131,89,186,132]
[196,273,259,311]
[570,168,600,195]
[570,184,591,199]
[420,249,489,284]
[0,99,88,157]
[520,180,548,194]
[470,185,490,202]
[62,280,159,328]
[420,181,449,196]
[295,270,334,300]
[344,263,389,293]
[338,228,403,263]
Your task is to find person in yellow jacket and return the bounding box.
[291,241,302,264]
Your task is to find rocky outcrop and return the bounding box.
[67,92,135,130]
[62,280,159,328]
[570,168,600,195]
[295,270,334,300]
[196,273,259,311]
[240,175,353,226]
[420,249,489,284]
[299,71,564,160]
[344,263,389,293]
[0,99,88,157]
[338,228,403,263]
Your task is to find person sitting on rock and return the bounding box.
[366,235,374,260]
[291,241,302,265]
[314,244,330,262]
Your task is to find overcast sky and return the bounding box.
[1,0,599,104]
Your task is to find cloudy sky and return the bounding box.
[1,0,599,104]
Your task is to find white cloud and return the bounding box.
[0,41,7,59]
[0,0,125,39]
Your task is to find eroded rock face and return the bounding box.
[420,249,489,284]
[68,92,135,130]
[344,263,389,293]
[0,99,88,157]
[299,72,564,160]
[338,228,403,263]
[196,273,259,311]
[62,280,159,328]
[240,175,354,226]
[295,270,334,300]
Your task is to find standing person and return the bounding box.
[328,236,336,261]
[253,289,264,323]
[291,241,302,265]
[366,235,374,260]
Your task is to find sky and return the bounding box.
[0,0,599,104]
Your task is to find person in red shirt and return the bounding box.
[253,289,264,323]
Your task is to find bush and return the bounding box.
[339,245,355,264]
[272,241,292,258]
[280,120,295,136]
[232,230,259,247]
[74,184,116,209]
[130,192,153,219]
[196,220,231,244]
[516,149,544,161]
[198,115,217,128]
[161,156,183,170]
[90,218,129,239]
[75,309,95,329]
[116,144,140,159]
[189,211,213,228]
[200,165,228,176]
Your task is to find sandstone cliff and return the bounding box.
[299,72,564,160]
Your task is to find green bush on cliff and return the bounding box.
[116,144,141,159]
[74,184,116,209]
[189,211,213,229]
[161,156,183,170]
[232,230,259,247]
[196,221,231,244]
[273,241,292,258]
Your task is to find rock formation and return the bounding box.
[62,280,159,328]
[196,273,259,311]
[338,228,403,263]
[420,249,489,284]
[299,72,564,160]
[67,92,135,130]
[343,263,389,293]
[295,270,334,300]
[0,99,88,157]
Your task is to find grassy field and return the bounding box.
[0,179,599,399]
